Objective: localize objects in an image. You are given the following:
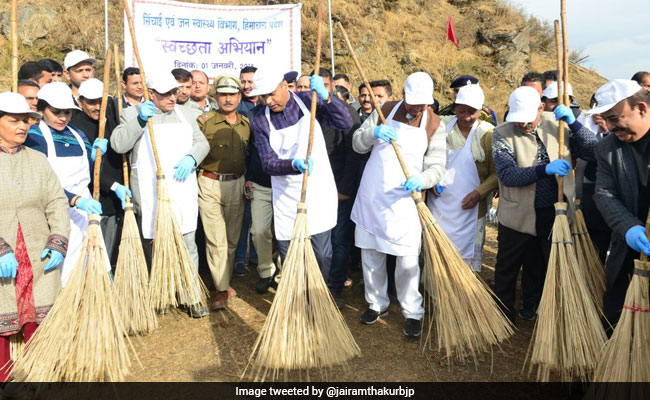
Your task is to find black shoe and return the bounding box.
[256,277,272,294]
[233,262,248,277]
[360,308,388,324]
[331,291,344,309]
[518,308,537,321]
[188,304,209,318]
[403,318,422,337]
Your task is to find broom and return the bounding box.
[10,0,18,92]
[593,217,650,383]
[525,13,606,382]
[337,22,513,364]
[122,0,208,313]
[11,49,138,381]
[244,0,360,381]
[572,198,606,311]
[111,43,158,336]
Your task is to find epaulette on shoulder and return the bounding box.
[198,110,218,124]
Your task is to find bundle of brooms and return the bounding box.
[244,0,360,381]
[11,49,138,381]
[593,213,650,384]
[525,9,606,382]
[571,199,606,311]
[123,0,208,313]
[111,43,158,336]
[337,22,513,365]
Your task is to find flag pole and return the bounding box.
[439,41,448,100]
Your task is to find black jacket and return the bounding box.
[70,98,124,216]
[245,104,272,188]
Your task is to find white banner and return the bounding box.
[124,0,302,80]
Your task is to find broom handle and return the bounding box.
[554,20,564,203]
[337,22,419,202]
[122,0,163,175]
[93,49,112,201]
[299,0,324,203]
[113,42,132,197]
[10,0,18,92]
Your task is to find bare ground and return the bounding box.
[126,225,538,382]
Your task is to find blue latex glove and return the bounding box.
[373,125,398,143]
[41,248,64,271]
[292,157,313,175]
[0,252,18,279]
[553,104,576,125]
[309,75,330,101]
[545,159,572,177]
[138,101,155,121]
[91,138,108,161]
[626,226,650,256]
[402,176,423,193]
[432,184,446,199]
[173,155,196,181]
[76,197,103,215]
[113,184,133,209]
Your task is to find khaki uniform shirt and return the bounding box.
[198,110,250,174]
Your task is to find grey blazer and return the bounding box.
[593,133,644,285]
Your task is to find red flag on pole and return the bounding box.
[446,16,459,48]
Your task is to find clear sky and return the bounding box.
[505,0,650,80]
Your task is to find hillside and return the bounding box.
[0,0,606,116]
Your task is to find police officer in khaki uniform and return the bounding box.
[197,75,250,310]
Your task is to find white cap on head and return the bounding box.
[64,50,97,70]
[506,86,541,123]
[0,92,41,119]
[78,78,104,100]
[38,82,81,110]
[584,79,643,115]
[147,72,180,94]
[248,68,285,97]
[454,84,484,110]
[404,72,434,105]
[542,81,574,99]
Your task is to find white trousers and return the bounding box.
[361,248,424,319]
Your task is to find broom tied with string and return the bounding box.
[337,22,513,365]
[244,0,360,381]
[122,0,208,313]
[525,8,606,382]
[11,49,139,381]
[111,43,158,336]
[572,197,606,311]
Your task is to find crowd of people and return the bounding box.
[2,49,650,375]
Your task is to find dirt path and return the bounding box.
[126,226,538,382]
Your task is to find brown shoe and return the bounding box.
[227,286,237,299]
[210,287,238,310]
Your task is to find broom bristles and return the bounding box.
[526,202,606,382]
[594,259,650,382]
[418,201,514,364]
[571,207,606,311]
[113,204,158,335]
[149,179,208,311]
[245,203,360,382]
[11,216,137,381]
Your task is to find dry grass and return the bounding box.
[11,216,136,381]
[526,202,606,382]
[571,206,606,311]
[244,203,360,382]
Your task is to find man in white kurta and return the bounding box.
[351,72,447,337]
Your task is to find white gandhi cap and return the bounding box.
[454,84,485,110]
[248,68,285,97]
[403,72,434,105]
[38,82,81,110]
[64,50,97,70]
[0,92,41,119]
[506,86,541,123]
[78,78,104,100]
[584,79,643,115]
[147,72,180,93]
[542,81,574,99]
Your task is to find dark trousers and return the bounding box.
[235,200,258,263]
[277,229,332,284]
[603,252,635,334]
[328,198,355,292]
[100,213,123,267]
[494,206,555,322]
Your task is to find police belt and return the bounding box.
[201,170,244,182]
